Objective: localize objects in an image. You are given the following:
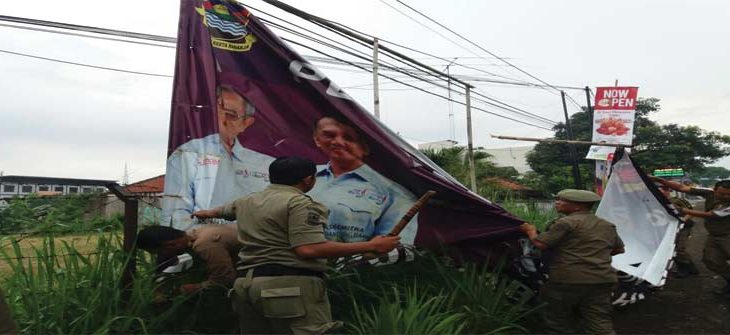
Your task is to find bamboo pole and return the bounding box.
[491,134,631,147]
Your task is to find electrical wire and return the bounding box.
[392,0,563,93]
[0,49,173,78]
[0,22,176,49]
[253,1,563,126]
[280,37,553,131]
[0,15,176,43]
[266,25,557,126]
[255,11,558,126]
[1,7,559,130]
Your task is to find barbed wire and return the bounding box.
[0,251,102,261]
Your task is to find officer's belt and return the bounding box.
[237,263,324,279]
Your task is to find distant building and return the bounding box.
[104,175,165,225]
[0,175,114,199]
[480,146,533,174]
[418,139,458,151]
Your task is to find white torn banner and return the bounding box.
[596,152,680,286]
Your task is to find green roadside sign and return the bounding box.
[653,168,685,177]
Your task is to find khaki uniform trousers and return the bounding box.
[540,282,616,335]
[702,234,730,280]
[231,271,340,335]
[675,223,695,266]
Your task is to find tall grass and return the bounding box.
[0,194,122,235]
[0,233,196,334]
[501,200,557,231]
[348,285,466,335]
[330,253,542,334]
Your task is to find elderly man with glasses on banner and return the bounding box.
[163,84,275,231]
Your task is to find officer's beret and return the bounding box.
[556,189,602,203]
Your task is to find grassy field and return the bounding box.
[0,233,104,277]
[0,230,542,334]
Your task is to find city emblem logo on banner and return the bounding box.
[196,1,256,52]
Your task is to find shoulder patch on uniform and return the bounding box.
[306,205,326,226]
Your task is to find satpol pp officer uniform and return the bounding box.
[192,157,400,334]
[521,189,625,335]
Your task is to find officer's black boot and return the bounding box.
[685,262,699,276]
[675,262,699,278]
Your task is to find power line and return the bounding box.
[281,37,553,131]
[300,54,556,125]
[0,49,173,78]
[377,0,476,59]
[392,0,564,93]
[0,22,176,49]
[0,15,176,43]
[2,10,557,129]
[253,5,558,126]
[377,0,548,86]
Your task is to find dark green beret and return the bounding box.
[556,189,602,203]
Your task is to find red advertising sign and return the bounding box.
[594,87,639,110]
[592,86,639,145]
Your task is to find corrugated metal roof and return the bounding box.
[0,175,115,186]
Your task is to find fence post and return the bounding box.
[106,183,138,304]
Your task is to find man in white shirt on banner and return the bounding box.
[163,84,274,230]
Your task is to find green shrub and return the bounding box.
[348,284,466,335]
[329,253,541,334]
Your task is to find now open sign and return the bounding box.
[594,87,639,111]
[591,86,639,146]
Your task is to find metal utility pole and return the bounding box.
[372,37,380,119]
[466,86,477,192]
[561,91,583,189]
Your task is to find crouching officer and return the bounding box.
[192,157,400,334]
[521,189,625,335]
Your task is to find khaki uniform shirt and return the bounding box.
[536,211,624,284]
[221,184,329,272]
[188,224,241,288]
[689,187,730,236]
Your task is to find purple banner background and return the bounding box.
[168,0,522,254]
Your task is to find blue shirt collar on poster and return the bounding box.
[316,163,376,183]
[209,134,246,161]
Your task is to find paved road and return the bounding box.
[613,218,730,334]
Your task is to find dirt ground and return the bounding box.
[613,219,730,334]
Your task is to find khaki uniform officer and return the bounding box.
[137,224,241,293]
[521,189,625,335]
[193,157,400,335]
[656,183,699,277]
[655,177,730,295]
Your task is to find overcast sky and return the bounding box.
[1,0,729,182]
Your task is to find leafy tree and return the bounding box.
[421,146,521,198]
[526,98,730,194]
[691,166,730,186]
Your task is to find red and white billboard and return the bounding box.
[592,86,639,145]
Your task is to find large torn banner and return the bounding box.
[597,150,681,287]
[163,0,523,259]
